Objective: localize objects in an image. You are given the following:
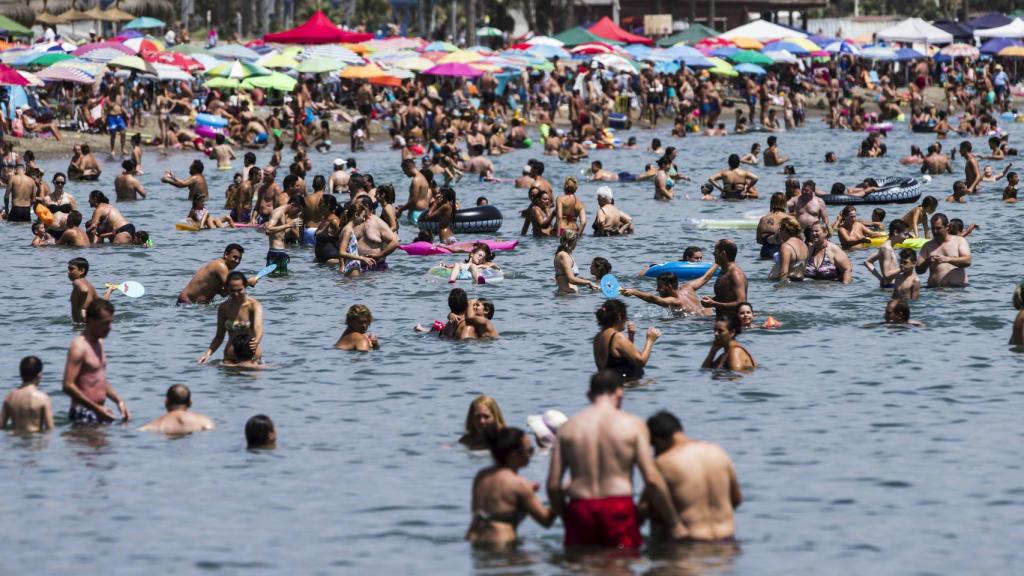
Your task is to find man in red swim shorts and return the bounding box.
[547,370,687,548]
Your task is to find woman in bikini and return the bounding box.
[805,222,852,284]
[592,299,659,382]
[338,203,377,276]
[466,426,554,546]
[836,205,885,250]
[755,192,789,259]
[555,176,586,237]
[198,271,264,365]
[86,191,135,245]
[554,232,598,294]
[768,217,808,281]
[702,314,756,372]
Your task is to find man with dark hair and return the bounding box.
[212,132,236,170]
[162,159,209,202]
[865,219,911,289]
[246,414,276,449]
[397,158,430,223]
[178,243,258,304]
[140,385,215,434]
[763,135,789,166]
[916,212,971,287]
[302,175,329,246]
[63,300,130,423]
[884,298,924,326]
[68,257,99,322]
[646,410,742,542]
[623,267,716,316]
[547,370,685,549]
[701,239,747,319]
[114,159,146,201]
[788,179,828,229]
[708,153,759,199]
[264,196,303,275]
[960,140,981,194]
[1,356,54,432]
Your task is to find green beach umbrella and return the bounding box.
[242,72,297,91]
[728,50,773,65]
[476,27,503,37]
[205,77,239,89]
[27,52,76,67]
[296,57,345,74]
[707,57,737,77]
[205,59,271,79]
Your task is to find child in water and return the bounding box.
[187,196,235,229]
[892,248,920,300]
[1004,171,1018,202]
[441,243,499,285]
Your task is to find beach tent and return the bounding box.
[974,18,1024,39]
[876,18,953,44]
[588,16,652,46]
[656,23,718,47]
[721,20,805,42]
[966,12,1013,30]
[933,20,975,43]
[553,26,622,47]
[264,10,372,44]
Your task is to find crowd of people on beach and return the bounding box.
[5,22,1024,554]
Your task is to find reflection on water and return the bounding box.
[2,122,1024,573]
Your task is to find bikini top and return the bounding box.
[805,243,838,280]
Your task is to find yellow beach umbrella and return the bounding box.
[339,63,387,79]
[393,56,435,71]
[998,46,1024,57]
[707,57,737,77]
[781,37,821,51]
[438,50,482,64]
[259,53,300,69]
[730,36,763,50]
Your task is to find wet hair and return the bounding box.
[531,161,545,176]
[89,190,109,204]
[717,312,741,336]
[872,208,886,222]
[487,426,528,466]
[564,176,578,193]
[802,179,816,192]
[728,154,740,169]
[468,242,494,263]
[282,174,298,191]
[68,257,89,275]
[189,159,204,174]
[557,231,579,254]
[767,135,778,146]
[960,140,972,152]
[591,257,611,278]
[248,166,261,181]
[889,299,911,322]
[244,152,257,166]
[52,171,67,183]
[780,216,801,236]
[477,297,494,320]
[345,304,373,330]
[899,248,917,262]
[348,173,367,193]
[133,230,149,245]
[377,183,395,204]
[86,299,114,320]
[19,356,42,382]
[952,180,967,196]
[312,175,326,192]
[320,194,338,213]
[682,246,703,261]
[224,243,244,256]
[948,218,964,234]
[841,205,857,219]
[591,160,602,169]
[888,219,909,236]
[595,299,627,329]
[830,182,846,195]
[81,144,91,154]
[716,239,738,262]
[769,192,786,212]
[226,270,248,287]
[657,272,679,290]
[476,196,488,206]
[589,369,624,396]
[67,210,83,227]
[215,133,226,145]
[930,212,949,227]
[401,158,417,170]
[245,414,275,448]
[448,288,468,315]
[166,384,191,408]
[1013,283,1024,310]
[647,410,684,442]
[464,395,506,435]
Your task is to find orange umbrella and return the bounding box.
[370,75,402,87]
[341,43,369,55]
[339,63,386,79]
[730,36,763,50]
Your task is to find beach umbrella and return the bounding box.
[734,62,767,75]
[894,47,926,60]
[123,17,166,30]
[980,38,1023,55]
[477,27,503,37]
[36,65,95,84]
[470,62,503,73]
[205,59,271,79]
[168,45,208,55]
[707,57,737,77]
[146,51,204,72]
[422,41,458,52]
[592,53,638,73]
[242,72,298,91]
[998,45,1024,57]
[728,49,774,65]
[370,75,403,88]
[205,77,239,89]
[209,44,261,61]
[339,63,388,79]
[17,70,43,86]
[860,46,896,61]
[764,50,799,64]
[525,36,563,47]
[525,44,571,59]
[422,62,484,77]
[762,40,810,55]
[258,53,300,69]
[152,63,191,82]
[730,36,763,50]
[15,51,75,67]
[190,54,223,71]
[782,37,822,51]
[81,47,137,63]
[108,55,157,75]
[296,57,346,73]
[940,43,980,59]
[121,37,165,55]
[382,68,415,79]
[823,40,860,55]
[695,36,733,50]
[466,45,495,54]
[0,63,29,85]
[570,42,616,55]
[393,56,435,71]
[439,50,483,64]
[710,46,739,58]
[73,42,135,59]
[298,44,364,64]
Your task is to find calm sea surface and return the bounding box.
[2,117,1022,575]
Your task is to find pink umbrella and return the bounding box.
[37,66,96,84]
[570,42,616,55]
[72,42,134,58]
[145,51,203,72]
[0,63,29,86]
[422,62,484,77]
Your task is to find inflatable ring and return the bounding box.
[428,266,504,283]
[820,176,923,205]
[867,122,893,133]
[34,203,55,226]
[417,205,503,235]
[644,261,718,281]
[867,236,928,249]
[195,125,223,140]
[911,121,936,133]
[195,113,228,128]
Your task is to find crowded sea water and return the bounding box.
[3,10,1024,575]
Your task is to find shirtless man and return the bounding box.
[212,133,236,170]
[864,219,910,289]
[960,140,982,194]
[139,384,215,435]
[265,196,303,274]
[763,135,789,166]
[787,180,829,229]
[915,213,971,287]
[68,257,100,322]
[588,160,619,182]
[921,143,953,175]
[708,154,759,200]
[591,187,634,236]
[397,158,430,224]
[302,175,330,245]
[162,160,209,202]
[68,144,102,181]
[62,300,131,423]
[230,167,258,224]
[114,159,146,201]
[330,158,352,193]
[646,411,741,542]
[514,165,534,189]
[900,196,938,238]
[354,198,400,268]
[531,161,554,199]
[3,163,35,222]
[255,166,281,224]
[1,356,54,433]
[547,370,686,549]
[701,239,747,319]
[177,243,258,304]
[622,268,717,316]
[465,147,495,180]
[57,211,90,247]
[104,91,128,155]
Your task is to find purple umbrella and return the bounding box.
[421,62,484,77]
[72,42,134,58]
[37,66,96,84]
[981,38,1023,55]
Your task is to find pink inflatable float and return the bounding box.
[399,239,519,256]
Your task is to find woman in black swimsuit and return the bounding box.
[313,196,341,264]
[592,299,660,382]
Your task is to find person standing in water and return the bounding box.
[701,239,748,319]
[554,232,599,294]
[1,356,54,433]
[916,213,971,287]
[139,385,215,435]
[62,300,131,423]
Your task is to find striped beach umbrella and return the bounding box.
[204,59,271,79]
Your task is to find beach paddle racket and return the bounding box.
[106,281,145,298]
[600,274,622,299]
[255,263,277,280]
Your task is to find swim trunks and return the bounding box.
[406,209,424,225]
[230,208,252,224]
[254,132,268,144]
[7,205,31,222]
[107,114,126,133]
[69,403,104,424]
[266,249,290,276]
[564,496,642,549]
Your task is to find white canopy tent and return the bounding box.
[876,18,953,44]
[720,20,806,42]
[974,18,1024,39]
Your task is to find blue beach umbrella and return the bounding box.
[762,41,809,55]
[980,38,1023,55]
[734,62,767,75]
[823,41,860,55]
[123,17,166,30]
[711,46,739,58]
